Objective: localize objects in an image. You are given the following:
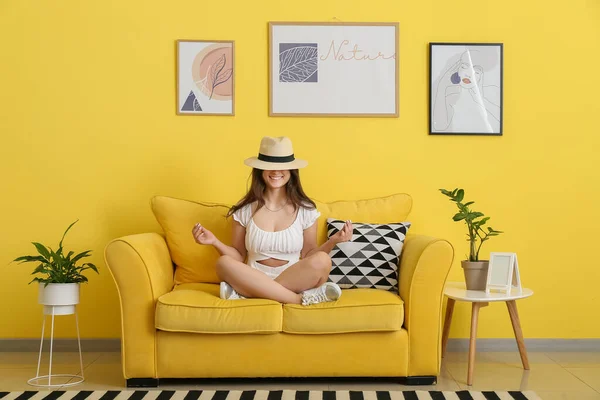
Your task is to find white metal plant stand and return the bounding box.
[28,283,84,387]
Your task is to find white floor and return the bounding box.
[1,351,600,399]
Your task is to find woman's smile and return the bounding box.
[263,170,290,187]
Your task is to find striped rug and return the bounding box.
[0,391,542,400]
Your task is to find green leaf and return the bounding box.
[463,201,474,206]
[58,220,78,254]
[452,213,466,221]
[71,250,92,263]
[48,248,63,266]
[83,263,99,274]
[471,212,484,219]
[31,243,51,260]
[439,189,452,196]
[456,189,464,202]
[31,264,47,274]
[29,277,48,285]
[478,217,490,226]
[14,255,48,264]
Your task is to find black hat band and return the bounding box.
[257,153,295,163]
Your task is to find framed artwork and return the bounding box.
[486,252,522,295]
[176,40,235,116]
[429,43,503,135]
[268,22,399,117]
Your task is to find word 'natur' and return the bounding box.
[320,40,395,61]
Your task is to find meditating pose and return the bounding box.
[192,136,353,305]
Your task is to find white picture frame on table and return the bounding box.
[486,252,522,295]
[269,22,399,117]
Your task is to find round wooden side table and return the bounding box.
[442,281,534,386]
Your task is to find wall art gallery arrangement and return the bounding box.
[175,23,503,136]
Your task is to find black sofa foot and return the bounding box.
[127,378,159,388]
[399,376,437,385]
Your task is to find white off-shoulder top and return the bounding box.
[233,203,320,265]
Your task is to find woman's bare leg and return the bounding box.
[216,255,302,304]
[275,251,332,293]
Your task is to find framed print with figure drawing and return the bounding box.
[269,22,399,117]
[176,40,235,116]
[429,43,503,135]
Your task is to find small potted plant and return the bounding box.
[440,188,503,290]
[13,220,99,315]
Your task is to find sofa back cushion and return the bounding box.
[314,194,413,245]
[152,196,232,284]
[152,193,412,285]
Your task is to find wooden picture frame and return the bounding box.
[486,252,522,295]
[176,40,235,116]
[429,42,503,135]
[268,22,399,117]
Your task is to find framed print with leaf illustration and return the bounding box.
[176,40,234,116]
[429,43,503,135]
[269,22,398,117]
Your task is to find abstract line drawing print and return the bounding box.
[279,43,318,83]
[195,53,233,100]
[432,46,501,134]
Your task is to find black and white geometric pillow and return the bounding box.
[326,218,411,292]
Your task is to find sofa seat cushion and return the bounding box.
[283,288,404,334]
[155,283,282,334]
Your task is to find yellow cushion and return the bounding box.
[283,289,404,334]
[155,283,282,334]
[314,193,412,245]
[151,196,232,284]
[151,194,412,284]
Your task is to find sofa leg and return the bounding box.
[127,378,159,388]
[400,376,437,385]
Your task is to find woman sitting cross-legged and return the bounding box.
[192,136,352,305]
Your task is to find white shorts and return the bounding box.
[249,260,296,279]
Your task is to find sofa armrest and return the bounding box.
[104,233,174,379]
[399,234,454,377]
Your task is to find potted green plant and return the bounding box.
[13,220,99,315]
[440,188,503,290]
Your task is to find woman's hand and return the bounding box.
[330,220,353,245]
[192,223,217,245]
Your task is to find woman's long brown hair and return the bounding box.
[227,168,316,217]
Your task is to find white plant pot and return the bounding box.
[38,283,80,315]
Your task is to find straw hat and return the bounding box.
[244,136,308,170]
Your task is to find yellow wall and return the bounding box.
[1,0,599,340]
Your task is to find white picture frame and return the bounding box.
[486,252,522,295]
[176,40,235,116]
[269,22,399,117]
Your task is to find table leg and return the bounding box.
[507,300,530,370]
[442,298,455,358]
[468,302,484,386]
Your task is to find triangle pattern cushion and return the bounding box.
[151,196,233,284]
[326,218,411,292]
[152,193,412,285]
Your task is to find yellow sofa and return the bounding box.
[104,194,454,387]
